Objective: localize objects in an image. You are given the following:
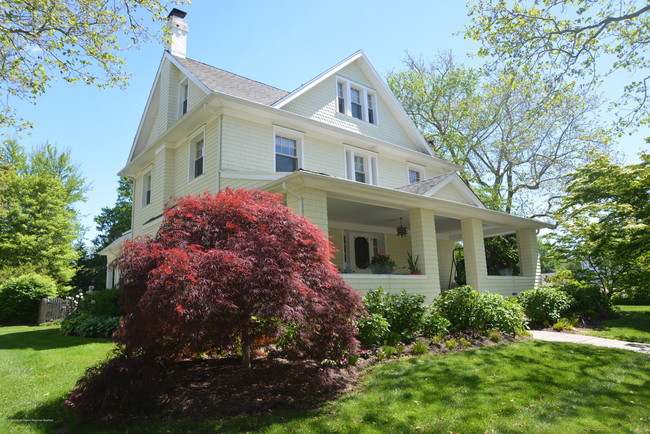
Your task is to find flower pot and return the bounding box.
[410,270,422,275]
[370,265,393,274]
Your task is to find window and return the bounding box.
[336,77,377,124]
[408,169,421,184]
[179,79,188,117]
[345,147,378,185]
[273,126,303,173]
[190,137,204,179]
[142,171,152,206]
[407,164,425,184]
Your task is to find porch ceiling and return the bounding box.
[327,197,521,240]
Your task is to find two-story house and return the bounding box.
[101,9,552,299]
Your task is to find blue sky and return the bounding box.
[8,1,648,244]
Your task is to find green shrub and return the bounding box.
[356,313,390,347]
[489,331,502,342]
[0,273,58,324]
[459,337,472,347]
[60,311,120,338]
[517,288,574,325]
[435,286,525,333]
[77,289,124,317]
[382,345,397,358]
[420,312,451,338]
[434,286,481,331]
[553,281,612,314]
[445,339,458,350]
[552,317,578,331]
[363,287,426,342]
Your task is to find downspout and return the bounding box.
[282,182,303,216]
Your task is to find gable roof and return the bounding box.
[272,50,434,157]
[396,172,486,208]
[172,55,289,105]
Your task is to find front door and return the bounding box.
[348,232,382,272]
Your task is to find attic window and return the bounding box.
[345,147,378,185]
[336,77,377,124]
[408,164,425,184]
[179,78,188,117]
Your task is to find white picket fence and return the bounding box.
[38,298,73,324]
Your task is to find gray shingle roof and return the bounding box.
[395,172,455,195]
[173,56,289,105]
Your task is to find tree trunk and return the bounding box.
[241,341,252,369]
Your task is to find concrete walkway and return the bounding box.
[531,330,650,354]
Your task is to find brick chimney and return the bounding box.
[165,8,188,58]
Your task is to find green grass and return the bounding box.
[578,305,650,344]
[0,325,115,434]
[2,326,649,433]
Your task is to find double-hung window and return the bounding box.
[190,136,204,180]
[142,171,152,206]
[179,78,189,118]
[275,135,298,172]
[336,77,377,124]
[273,127,303,173]
[345,147,378,185]
[407,164,425,184]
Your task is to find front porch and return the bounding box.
[265,171,552,300]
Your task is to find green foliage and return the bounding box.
[465,1,650,128]
[93,177,133,250]
[459,337,472,347]
[517,288,574,325]
[435,286,525,333]
[420,312,451,338]
[77,289,124,317]
[363,287,426,343]
[554,280,612,314]
[60,311,120,338]
[0,273,58,324]
[387,52,611,216]
[484,235,519,275]
[489,331,502,342]
[552,317,578,332]
[0,141,87,285]
[412,341,428,355]
[382,346,397,359]
[356,314,390,347]
[0,0,188,130]
[551,153,650,299]
[444,338,458,350]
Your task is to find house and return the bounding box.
[100,9,553,299]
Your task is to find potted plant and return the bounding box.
[370,253,396,274]
[406,252,421,275]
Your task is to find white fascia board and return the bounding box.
[272,50,364,108]
[425,173,486,208]
[165,52,212,95]
[126,54,166,165]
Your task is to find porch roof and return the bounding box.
[262,171,554,231]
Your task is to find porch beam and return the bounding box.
[461,217,488,291]
[409,208,441,295]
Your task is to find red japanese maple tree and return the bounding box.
[115,189,364,368]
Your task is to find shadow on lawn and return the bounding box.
[0,327,112,351]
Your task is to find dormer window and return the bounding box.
[336,77,377,124]
[179,78,188,117]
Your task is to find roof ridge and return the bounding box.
[180,56,289,94]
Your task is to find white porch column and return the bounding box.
[517,228,541,286]
[461,217,488,291]
[106,265,114,290]
[409,208,440,294]
[285,186,329,236]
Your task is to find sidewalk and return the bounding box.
[531,330,650,354]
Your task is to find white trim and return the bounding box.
[407,163,426,184]
[178,77,189,118]
[335,75,378,125]
[425,173,485,208]
[165,52,212,95]
[344,145,378,185]
[141,170,152,207]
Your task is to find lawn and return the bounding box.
[578,305,650,344]
[0,325,115,434]
[2,326,649,433]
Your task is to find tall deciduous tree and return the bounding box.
[0,0,186,130]
[93,177,133,251]
[465,0,650,128]
[387,53,611,217]
[116,189,364,368]
[0,140,87,285]
[551,152,650,298]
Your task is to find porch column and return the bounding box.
[285,186,329,236]
[461,217,488,291]
[106,265,114,290]
[517,228,541,286]
[409,208,440,294]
